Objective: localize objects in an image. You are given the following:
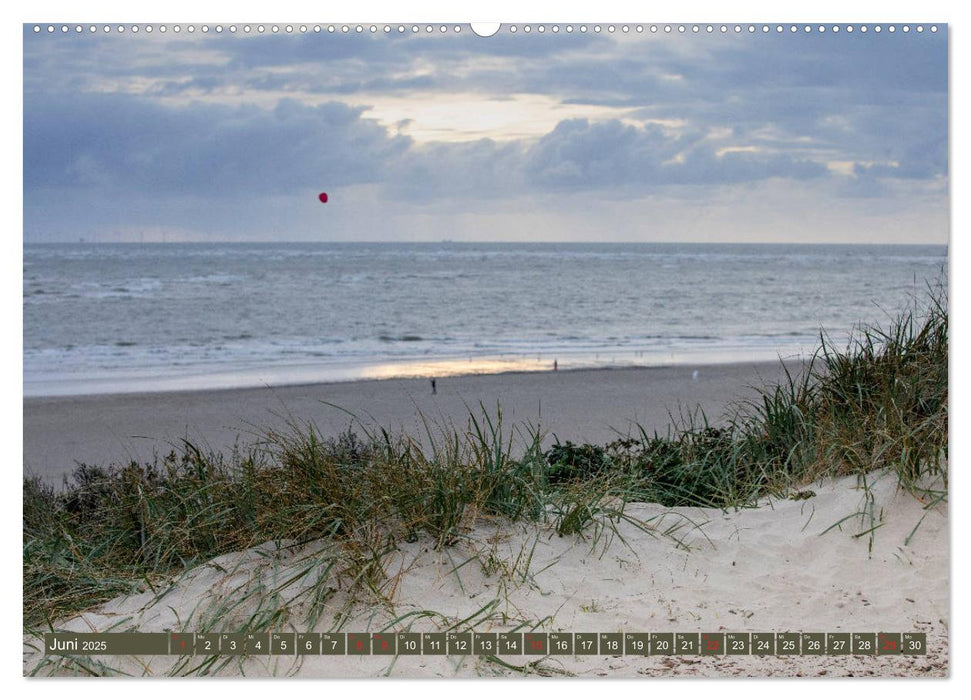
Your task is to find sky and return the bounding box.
[22,23,949,244]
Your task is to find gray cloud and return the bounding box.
[25,92,409,197]
[387,118,827,199]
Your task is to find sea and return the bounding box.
[22,242,947,397]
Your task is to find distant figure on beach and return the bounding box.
[553,359,558,372]
[692,370,699,382]
[431,378,437,394]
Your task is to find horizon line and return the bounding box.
[22,239,950,247]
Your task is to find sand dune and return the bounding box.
[24,470,948,678]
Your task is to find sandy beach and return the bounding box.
[24,361,797,483]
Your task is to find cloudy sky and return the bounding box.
[22,24,948,243]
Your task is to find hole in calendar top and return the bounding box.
[471,23,500,37]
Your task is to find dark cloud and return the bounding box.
[385,118,827,199]
[24,92,409,197]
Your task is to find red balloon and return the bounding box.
[318,192,329,203]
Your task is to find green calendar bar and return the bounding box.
[41,631,926,657]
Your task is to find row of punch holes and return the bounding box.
[32,24,940,36]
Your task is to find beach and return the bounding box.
[24,361,796,483]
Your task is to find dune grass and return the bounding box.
[23,285,947,634]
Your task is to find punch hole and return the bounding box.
[469,23,499,37]
[931,25,938,32]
